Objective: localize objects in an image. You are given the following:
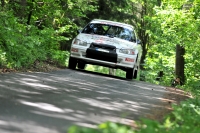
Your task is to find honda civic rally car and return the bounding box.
[68,19,141,79]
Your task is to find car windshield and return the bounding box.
[81,23,136,42]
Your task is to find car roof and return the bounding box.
[90,19,134,30]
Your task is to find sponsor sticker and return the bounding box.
[95,39,104,43]
[71,48,78,52]
[95,37,104,43]
[125,58,134,62]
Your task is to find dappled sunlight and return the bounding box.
[20,78,40,82]
[72,79,102,88]
[74,122,97,128]
[18,94,32,99]
[19,100,65,113]
[77,97,148,114]
[95,91,110,94]
[0,69,189,132]
[22,82,58,90]
[0,119,59,133]
[133,84,166,92]
[32,111,79,121]
[8,88,42,95]
[78,71,113,79]
[96,97,111,100]
[78,87,93,91]
[0,120,7,126]
[157,98,176,103]
[78,98,122,111]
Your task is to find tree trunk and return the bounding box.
[27,0,34,25]
[138,3,149,81]
[175,45,185,85]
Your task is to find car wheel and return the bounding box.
[78,62,86,69]
[68,56,77,69]
[133,69,138,79]
[126,68,134,79]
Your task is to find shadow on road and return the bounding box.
[75,68,127,80]
[0,69,191,133]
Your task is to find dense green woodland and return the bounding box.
[0,0,200,132]
[1,0,199,91]
[0,0,200,92]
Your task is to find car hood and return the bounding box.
[76,33,137,49]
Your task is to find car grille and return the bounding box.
[89,43,116,52]
[86,43,117,63]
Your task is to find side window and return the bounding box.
[131,30,137,42]
[102,25,109,32]
[120,28,137,42]
[93,25,105,35]
[115,28,133,42]
[82,24,106,35]
[120,29,131,40]
[106,26,116,35]
[105,26,122,37]
[82,24,94,34]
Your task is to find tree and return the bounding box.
[143,0,200,87]
[1,0,199,89]
[175,45,185,85]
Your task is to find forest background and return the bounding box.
[0,0,200,132]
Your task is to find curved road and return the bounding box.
[0,69,168,133]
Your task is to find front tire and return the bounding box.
[126,68,134,79]
[78,62,86,69]
[68,56,77,69]
[133,69,138,79]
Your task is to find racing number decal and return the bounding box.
[95,37,104,43]
[125,58,134,62]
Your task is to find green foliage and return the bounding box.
[85,65,126,78]
[0,49,6,67]
[0,0,100,69]
[68,125,100,133]
[0,10,68,68]
[50,50,70,66]
[68,122,134,133]
[115,69,126,78]
[142,0,200,92]
[85,65,109,75]
[136,98,200,133]
[143,44,175,85]
[1,0,200,133]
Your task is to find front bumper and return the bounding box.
[70,45,137,69]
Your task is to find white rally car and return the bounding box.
[68,19,141,79]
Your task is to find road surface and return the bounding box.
[0,69,178,133]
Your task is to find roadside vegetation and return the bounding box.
[0,0,200,132]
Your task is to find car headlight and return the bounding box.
[119,48,136,55]
[73,39,88,46]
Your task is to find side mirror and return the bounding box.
[137,39,141,44]
[77,29,82,34]
[130,37,137,42]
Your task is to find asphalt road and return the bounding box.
[0,69,167,133]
